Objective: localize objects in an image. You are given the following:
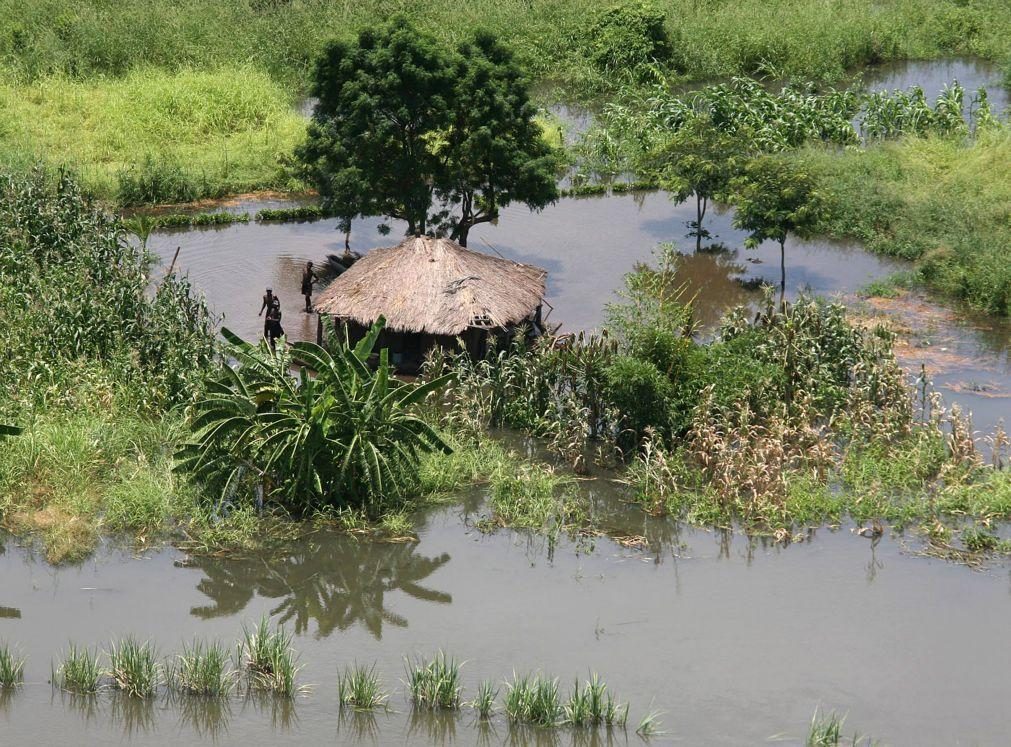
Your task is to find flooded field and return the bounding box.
[147,189,1011,432]
[81,56,1011,745]
[858,57,1008,117]
[2,498,1011,746]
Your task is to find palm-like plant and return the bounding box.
[178,317,452,513]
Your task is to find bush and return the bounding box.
[177,319,453,514]
[586,1,676,73]
[603,355,673,446]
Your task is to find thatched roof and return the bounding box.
[314,236,547,336]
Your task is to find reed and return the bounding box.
[564,673,628,727]
[503,673,562,727]
[337,663,388,710]
[807,709,845,746]
[170,640,236,697]
[108,637,161,698]
[472,680,498,719]
[53,644,104,694]
[404,651,462,710]
[239,617,302,697]
[636,707,664,737]
[0,643,25,688]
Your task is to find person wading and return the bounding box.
[265,297,284,351]
[258,287,278,339]
[301,261,318,313]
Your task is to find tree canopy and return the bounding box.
[298,18,559,245]
[731,157,828,295]
[646,115,745,251]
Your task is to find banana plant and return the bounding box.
[177,317,453,513]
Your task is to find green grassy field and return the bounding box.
[799,129,1011,315]
[2,0,1008,89]
[0,67,306,203]
[1,0,1009,204]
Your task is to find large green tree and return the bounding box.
[731,157,828,298]
[298,18,558,244]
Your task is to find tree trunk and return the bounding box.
[695,194,708,252]
[457,224,470,247]
[779,237,787,304]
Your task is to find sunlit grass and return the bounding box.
[170,640,236,697]
[53,644,103,693]
[108,637,161,697]
[503,672,562,727]
[337,663,388,710]
[404,651,462,711]
[0,67,305,204]
[0,643,25,688]
[239,617,302,697]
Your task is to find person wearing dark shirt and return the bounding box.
[301,261,317,313]
[258,287,277,339]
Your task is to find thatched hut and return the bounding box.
[313,235,548,372]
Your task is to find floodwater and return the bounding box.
[147,193,903,341]
[857,57,1008,117]
[44,58,1009,744]
[2,498,1011,746]
[147,189,1011,432]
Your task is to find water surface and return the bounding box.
[2,502,1010,745]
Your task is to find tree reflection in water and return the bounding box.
[186,535,451,639]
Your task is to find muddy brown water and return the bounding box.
[147,188,1011,432]
[2,498,1011,746]
[72,59,1011,744]
[858,57,1008,117]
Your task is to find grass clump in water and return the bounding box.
[504,672,563,727]
[170,640,236,697]
[471,679,498,719]
[239,617,302,697]
[53,644,103,693]
[805,707,877,745]
[108,637,161,697]
[0,643,25,688]
[337,663,388,710]
[564,673,628,727]
[404,651,462,710]
[636,706,665,738]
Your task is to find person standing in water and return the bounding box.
[258,287,278,339]
[265,297,284,351]
[301,261,318,313]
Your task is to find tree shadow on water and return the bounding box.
[186,536,452,639]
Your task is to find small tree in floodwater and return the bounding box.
[297,17,559,245]
[731,157,828,299]
[177,318,452,514]
[646,115,744,251]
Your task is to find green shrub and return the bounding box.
[603,356,673,445]
[586,1,675,73]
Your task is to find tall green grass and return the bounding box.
[239,618,302,697]
[53,644,104,693]
[504,673,563,727]
[0,643,25,688]
[108,638,161,697]
[0,67,305,204]
[801,129,1011,316]
[404,651,462,711]
[337,663,388,710]
[170,640,236,697]
[1,0,1007,91]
